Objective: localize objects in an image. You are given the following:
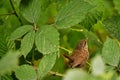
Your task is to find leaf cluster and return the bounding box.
[0,0,120,80]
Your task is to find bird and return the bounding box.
[64,39,89,68]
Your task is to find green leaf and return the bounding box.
[10,25,33,40]
[117,76,120,80]
[63,69,89,80]
[63,69,105,80]
[103,16,120,41]
[91,55,105,76]
[15,65,37,80]
[0,50,20,74]
[80,0,104,30]
[21,30,35,57]
[38,53,57,80]
[35,25,59,54]
[80,11,103,30]
[55,0,93,29]
[67,30,85,49]
[2,15,21,34]
[0,34,15,58]
[113,0,120,14]
[85,30,102,47]
[37,2,57,26]
[55,0,72,11]
[102,37,120,66]
[20,0,41,23]
[0,74,13,80]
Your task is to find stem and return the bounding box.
[86,61,91,66]
[0,12,14,16]
[49,71,64,77]
[33,23,38,31]
[25,60,32,64]
[70,28,84,32]
[59,46,72,54]
[9,0,23,24]
[86,61,91,73]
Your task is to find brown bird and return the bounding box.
[64,39,89,68]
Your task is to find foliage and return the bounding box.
[15,65,37,80]
[0,0,120,80]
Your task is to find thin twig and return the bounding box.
[25,60,32,65]
[59,46,72,54]
[86,61,91,66]
[49,71,64,77]
[70,28,84,32]
[9,0,23,24]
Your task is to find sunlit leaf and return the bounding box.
[92,55,105,76]
[15,65,37,80]
[21,30,35,57]
[38,53,57,80]
[35,25,59,54]
[10,25,33,40]
[20,0,41,23]
[63,69,89,80]
[117,76,120,80]
[55,0,93,29]
[102,37,120,66]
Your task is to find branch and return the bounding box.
[49,71,64,77]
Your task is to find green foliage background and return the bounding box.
[0,0,120,80]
